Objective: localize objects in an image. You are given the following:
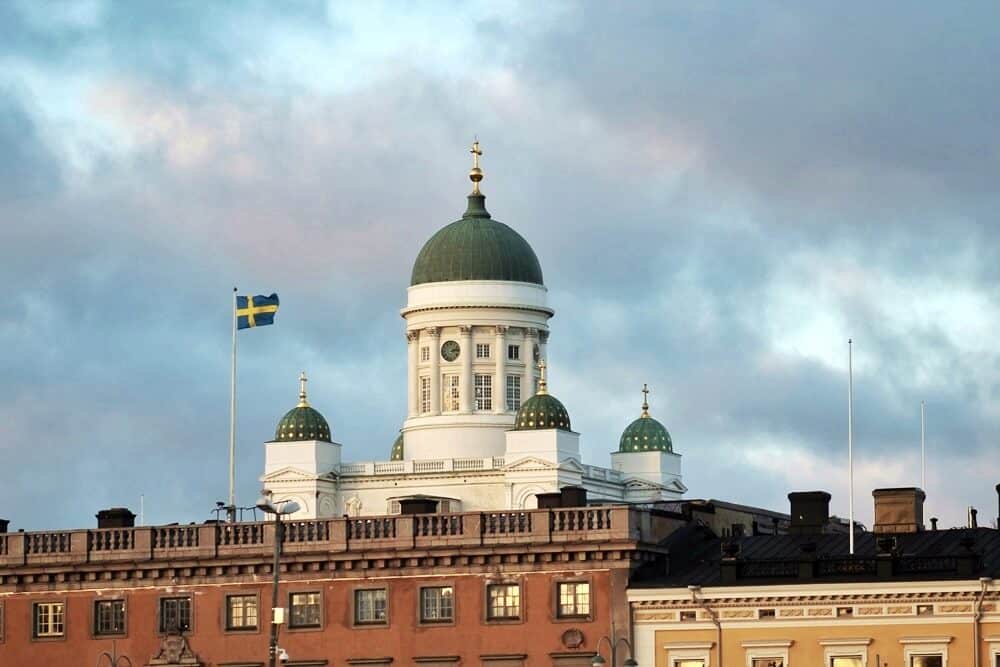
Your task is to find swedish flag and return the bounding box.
[236,294,279,329]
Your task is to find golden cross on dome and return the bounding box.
[298,371,310,407]
[469,139,484,195]
[537,359,548,395]
[641,383,650,418]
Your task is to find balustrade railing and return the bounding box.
[89,529,134,551]
[152,526,199,549]
[484,512,531,534]
[219,523,264,546]
[551,508,612,532]
[26,532,72,554]
[347,517,396,540]
[414,514,463,537]
[283,521,329,543]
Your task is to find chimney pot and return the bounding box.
[96,507,136,529]
[969,507,978,528]
[787,491,831,535]
[0,519,8,533]
[535,492,563,509]
[560,486,588,508]
[872,487,925,534]
[930,517,938,530]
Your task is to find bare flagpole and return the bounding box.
[228,287,238,522]
[920,400,926,491]
[848,338,855,556]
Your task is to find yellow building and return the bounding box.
[628,489,1000,667]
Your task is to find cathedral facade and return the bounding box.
[261,144,685,519]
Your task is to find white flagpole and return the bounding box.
[848,338,855,556]
[920,400,926,491]
[228,287,238,522]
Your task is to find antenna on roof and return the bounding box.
[920,400,926,492]
[848,338,855,556]
[140,494,144,526]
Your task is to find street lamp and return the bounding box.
[592,633,638,667]
[257,490,300,667]
[97,640,133,667]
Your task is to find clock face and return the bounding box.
[441,340,460,362]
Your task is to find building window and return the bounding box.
[475,374,492,411]
[557,582,590,618]
[487,583,520,620]
[420,586,454,623]
[420,376,431,414]
[289,592,321,628]
[917,604,934,615]
[33,602,65,638]
[674,661,706,667]
[508,344,520,360]
[679,610,697,621]
[226,595,258,631]
[758,608,775,619]
[159,597,191,633]
[94,599,126,636]
[911,658,943,667]
[443,374,460,411]
[506,375,521,410]
[752,660,784,667]
[476,343,491,359]
[354,589,387,625]
[831,659,863,667]
[836,606,853,617]
[420,346,430,362]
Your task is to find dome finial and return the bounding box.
[297,371,310,407]
[641,383,650,418]
[469,138,484,195]
[537,359,548,395]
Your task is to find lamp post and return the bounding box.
[592,633,638,667]
[97,640,133,667]
[256,490,300,667]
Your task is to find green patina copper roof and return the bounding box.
[514,362,571,431]
[273,372,332,442]
[619,389,672,452]
[390,432,404,461]
[410,194,544,286]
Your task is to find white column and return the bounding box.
[460,325,474,413]
[523,328,537,397]
[427,327,441,415]
[494,326,507,414]
[406,331,419,417]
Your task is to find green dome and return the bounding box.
[274,405,332,442]
[619,415,673,453]
[410,194,544,286]
[515,393,571,430]
[390,432,404,461]
[273,373,332,442]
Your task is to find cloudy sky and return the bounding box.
[2,1,998,531]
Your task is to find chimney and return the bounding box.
[872,487,925,533]
[0,519,8,533]
[788,491,831,535]
[535,492,563,509]
[995,483,1000,528]
[968,507,978,529]
[96,507,136,529]
[560,486,588,508]
[930,517,938,530]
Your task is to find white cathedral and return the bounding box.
[261,143,686,518]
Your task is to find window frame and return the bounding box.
[158,595,193,635]
[555,580,591,620]
[287,590,323,630]
[474,373,493,411]
[92,598,127,637]
[418,585,455,625]
[507,344,520,361]
[900,637,951,667]
[32,600,67,640]
[743,639,792,667]
[419,375,431,414]
[224,592,260,633]
[506,374,521,411]
[476,343,491,359]
[820,638,871,667]
[420,346,430,362]
[663,642,714,667]
[485,582,522,622]
[353,587,388,627]
[443,373,460,412]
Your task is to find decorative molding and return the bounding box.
[898,636,953,645]
[424,327,440,337]
[494,325,508,335]
[820,638,873,646]
[406,331,420,342]
[742,640,793,648]
[458,326,473,335]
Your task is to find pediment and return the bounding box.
[261,466,320,482]
[621,476,688,494]
[504,456,558,472]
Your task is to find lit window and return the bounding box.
[831,659,863,667]
[420,346,430,362]
[354,589,387,625]
[476,343,491,359]
[487,584,520,620]
[557,582,590,618]
[94,599,126,636]
[420,376,431,414]
[679,610,697,621]
[475,374,493,411]
[752,660,784,667]
[159,597,191,633]
[508,344,520,360]
[917,604,933,615]
[911,658,943,667]
[226,595,257,631]
[443,374,460,411]
[675,662,706,667]
[836,606,853,617]
[289,592,321,628]
[33,602,65,638]
[506,375,521,410]
[420,586,454,622]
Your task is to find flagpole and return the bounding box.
[920,400,926,491]
[228,287,238,522]
[848,338,855,556]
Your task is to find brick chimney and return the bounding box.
[96,507,136,529]
[788,491,831,535]
[872,487,925,533]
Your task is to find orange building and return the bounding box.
[628,488,1000,667]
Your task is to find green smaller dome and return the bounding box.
[618,386,672,452]
[514,362,571,431]
[273,372,332,443]
[390,432,404,461]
